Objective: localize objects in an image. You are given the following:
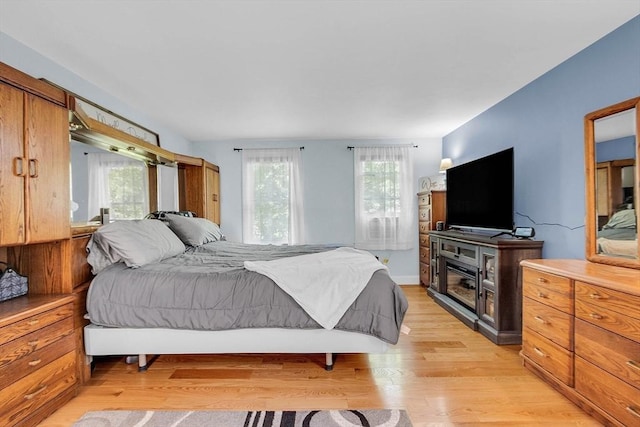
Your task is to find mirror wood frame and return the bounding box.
[585,96,640,269]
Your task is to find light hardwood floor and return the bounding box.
[39,286,601,426]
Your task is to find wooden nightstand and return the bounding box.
[0,295,77,427]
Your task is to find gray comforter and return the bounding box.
[86,242,408,344]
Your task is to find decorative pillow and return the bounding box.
[86,219,185,274]
[603,209,636,230]
[164,213,224,246]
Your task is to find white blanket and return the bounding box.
[244,247,387,329]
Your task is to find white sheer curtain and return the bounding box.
[242,148,304,245]
[354,145,414,250]
[87,152,149,221]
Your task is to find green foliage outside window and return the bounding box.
[108,165,146,220]
[251,162,290,243]
[362,160,401,216]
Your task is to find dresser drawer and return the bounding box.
[575,281,640,340]
[575,356,640,427]
[575,319,640,389]
[419,206,430,221]
[576,287,640,342]
[0,351,76,426]
[420,262,429,286]
[523,297,573,349]
[522,328,573,386]
[418,222,430,233]
[0,303,73,344]
[418,193,430,206]
[420,246,430,262]
[522,268,572,313]
[0,316,74,389]
[419,233,429,246]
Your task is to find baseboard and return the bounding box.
[392,275,419,285]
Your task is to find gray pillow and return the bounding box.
[165,213,224,246]
[87,219,185,273]
[603,209,636,230]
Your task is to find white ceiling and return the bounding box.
[1,1,638,142]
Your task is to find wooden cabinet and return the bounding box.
[417,190,445,287]
[9,229,97,384]
[429,230,543,344]
[521,259,640,427]
[0,295,77,427]
[0,79,70,246]
[177,155,221,224]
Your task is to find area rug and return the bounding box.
[73,409,413,426]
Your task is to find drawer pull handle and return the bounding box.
[590,313,603,320]
[537,277,548,283]
[24,385,47,400]
[537,292,547,299]
[589,293,602,299]
[27,340,39,347]
[626,360,640,372]
[28,359,42,367]
[27,319,40,326]
[533,347,546,357]
[534,316,548,325]
[626,406,640,419]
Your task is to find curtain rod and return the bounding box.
[347,144,418,150]
[234,147,304,152]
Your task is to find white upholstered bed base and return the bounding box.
[84,324,389,371]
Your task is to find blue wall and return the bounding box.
[194,138,442,283]
[442,15,640,259]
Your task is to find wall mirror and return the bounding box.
[585,96,640,269]
[70,140,156,223]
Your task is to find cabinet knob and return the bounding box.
[589,293,602,299]
[626,360,640,372]
[537,292,547,299]
[23,385,47,400]
[626,406,640,419]
[13,157,26,177]
[534,316,548,325]
[537,277,548,283]
[590,313,604,320]
[533,347,546,358]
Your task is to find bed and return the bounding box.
[596,208,637,257]
[84,214,408,371]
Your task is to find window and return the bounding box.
[242,148,304,244]
[87,152,149,221]
[354,145,414,250]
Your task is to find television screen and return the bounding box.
[445,148,514,232]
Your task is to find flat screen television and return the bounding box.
[445,147,514,232]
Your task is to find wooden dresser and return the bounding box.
[0,295,77,427]
[521,259,640,426]
[417,190,446,287]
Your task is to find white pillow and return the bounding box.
[87,219,185,273]
[165,213,224,246]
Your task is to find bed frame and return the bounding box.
[84,324,389,371]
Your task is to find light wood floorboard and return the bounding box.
[38,286,601,426]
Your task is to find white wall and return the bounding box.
[193,138,443,284]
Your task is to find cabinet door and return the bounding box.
[25,93,70,243]
[205,165,220,224]
[0,83,26,246]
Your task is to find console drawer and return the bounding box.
[522,267,572,312]
[575,319,640,389]
[0,304,73,344]
[0,317,74,389]
[522,328,573,386]
[523,297,573,350]
[575,356,640,427]
[0,351,76,427]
